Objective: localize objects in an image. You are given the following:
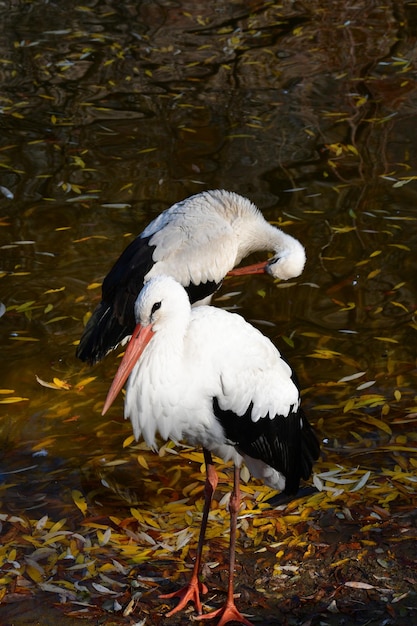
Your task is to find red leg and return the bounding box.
[160,448,218,616]
[198,465,254,626]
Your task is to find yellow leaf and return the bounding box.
[72,156,86,168]
[10,336,39,342]
[362,415,392,436]
[374,336,399,344]
[308,349,342,359]
[347,144,359,156]
[137,454,149,470]
[97,528,112,546]
[87,282,101,290]
[72,490,88,516]
[52,377,71,390]
[36,375,66,390]
[331,557,350,568]
[388,243,411,251]
[25,563,44,583]
[137,147,157,154]
[44,286,65,294]
[74,376,96,389]
[0,396,28,404]
[355,95,368,107]
[344,398,356,413]
[391,301,408,312]
[340,302,355,311]
[8,548,17,562]
[381,445,416,452]
[49,518,67,533]
[130,508,143,522]
[123,434,135,448]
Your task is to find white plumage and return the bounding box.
[77,189,306,364]
[102,275,319,625]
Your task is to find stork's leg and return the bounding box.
[160,448,218,616]
[198,465,254,626]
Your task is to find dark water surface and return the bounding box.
[1,0,417,623]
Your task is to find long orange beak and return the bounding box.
[101,323,154,415]
[227,260,268,276]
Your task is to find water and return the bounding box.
[1,0,417,620]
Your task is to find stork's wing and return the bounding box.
[76,235,156,364]
[213,398,319,495]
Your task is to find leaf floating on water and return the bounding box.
[137,454,149,470]
[361,415,392,436]
[374,336,399,344]
[72,490,88,516]
[0,396,29,404]
[35,375,71,390]
[367,269,381,280]
[308,349,342,359]
[66,194,99,203]
[281,335,295,348]
[123,434,135,448]
[74,376,96,389]
[338,371,366,383]
[356,380,376,391]
[0,185,14,199]
[10,336,40,342]
[391,301,408,312]
[388,243,411,251]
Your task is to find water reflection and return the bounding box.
[1,0,416,554]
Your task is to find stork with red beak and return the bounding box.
[102,275,319,626]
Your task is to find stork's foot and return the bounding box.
[160,578,209,616]
[195,599,254,626]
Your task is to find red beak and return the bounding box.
[102,323,154,415]
[227,260,268,276]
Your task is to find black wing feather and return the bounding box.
[213,398,319,495]
[76,235,156,364]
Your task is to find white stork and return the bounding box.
[102,275,319,626]
[77,189,306,364]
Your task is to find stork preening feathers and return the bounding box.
[76,189,306,365]
[101,275,319,625]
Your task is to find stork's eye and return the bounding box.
[151,301,161,315]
